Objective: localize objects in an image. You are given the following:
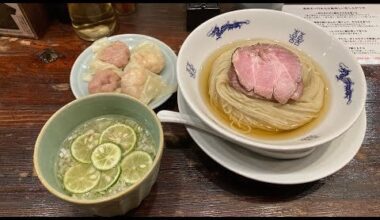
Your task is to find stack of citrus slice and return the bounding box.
[63,123,153,195]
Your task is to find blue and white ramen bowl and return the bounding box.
[177,9,367,159]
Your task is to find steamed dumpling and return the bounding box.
[97,41,130,68]
[121,62,168,104]
[88,69,121,94]
[130,41,165,74]
[83,38,127,82]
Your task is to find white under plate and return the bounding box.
[70,34,178,109]
[177,89,366,185]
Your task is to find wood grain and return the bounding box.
[0,3,379,217]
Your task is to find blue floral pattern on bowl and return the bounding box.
[289,29,305,46]
[186,62,196,79]
[207,20,250,40]
[336,63,354,105]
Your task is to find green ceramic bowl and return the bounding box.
[33,93,164,216]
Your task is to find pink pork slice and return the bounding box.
[97,41,130,68]
[230,43,303,104]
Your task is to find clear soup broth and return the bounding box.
[55,114,156,200]
[200,39,330,140]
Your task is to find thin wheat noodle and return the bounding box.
[208,40,325,132]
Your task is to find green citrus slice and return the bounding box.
[93,166,121,192]
[71,132,100,164]
[63,164,100,194]
[91,143,122,171]
[120,151,153,184]
[100,124,137,155]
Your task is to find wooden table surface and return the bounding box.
[0,3,379,217]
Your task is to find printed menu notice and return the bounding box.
[283,4,380,64]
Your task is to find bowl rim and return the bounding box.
[69,33,178,109]
[177,8,367,151]
[33,93,164,205]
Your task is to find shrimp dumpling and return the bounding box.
[88,69,121,94]
[121,63,168,104]
[130,41,165,74]
[83,38,128,82]
[97,41,130,68]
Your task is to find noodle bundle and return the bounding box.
[208,40,325,132]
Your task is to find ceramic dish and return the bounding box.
[70,34,178,109]
[176,9,367,159]
[178,89,366,185]
[34,93,164,216]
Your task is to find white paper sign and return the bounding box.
[283,4,380,64]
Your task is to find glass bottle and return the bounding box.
[113,3,136,16]
[67,3,117,41]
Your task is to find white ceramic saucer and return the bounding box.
[177,89,366,185]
